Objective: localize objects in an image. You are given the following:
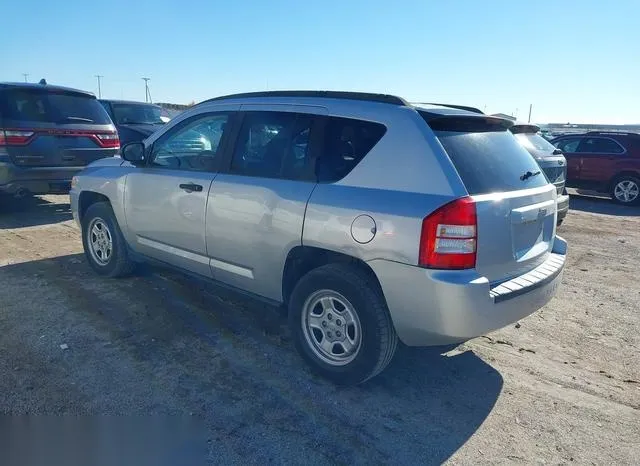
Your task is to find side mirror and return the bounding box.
[121,142,146,165]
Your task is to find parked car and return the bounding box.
[98,100,169,145]
[510,123,570,225]
[551,132,640,205]
[70,91,567,384]
[0,81,119,198]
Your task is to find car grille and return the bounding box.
[542,165,566,195]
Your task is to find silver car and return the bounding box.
[70,91,567,385]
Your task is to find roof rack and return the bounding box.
[204,90,408,106]
[413,102,484,114]
[586,131,640,137]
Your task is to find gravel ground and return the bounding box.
[0,193,639,465]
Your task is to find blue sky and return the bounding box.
[2,0,638,123]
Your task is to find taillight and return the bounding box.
[0,129,35,146]
[94,133,120,149]
[419,197,477,269]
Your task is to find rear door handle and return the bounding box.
[179,183,203,192]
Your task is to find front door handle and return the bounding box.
[179,183,203,192]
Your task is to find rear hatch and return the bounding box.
[511,126,567,195]
[422,113,557,283]
[0,86,119,167]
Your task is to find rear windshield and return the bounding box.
[112,103,165,125]
[428,117,548,194]
[514,133,557,155]
[0,89,111,125]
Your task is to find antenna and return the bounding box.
[95,75,104,98]
[142,77,152,103]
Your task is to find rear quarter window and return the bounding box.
[0,89,111,125]
[316,116,386,182]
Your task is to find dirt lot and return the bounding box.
[1,193,639,464]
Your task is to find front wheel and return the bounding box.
[611,176,640,205]
[81,201,134,277]
[288,264,398,385]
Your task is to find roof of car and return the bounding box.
[551,131,640,141]
[204,90,410,106]
[99,99,161,107]
[201,90,489,119]
[0,81,95,97]
[510,122,541,133]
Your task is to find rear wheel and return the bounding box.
[81,201,134,277]
[611,176,640,205]
[288,263,398,385]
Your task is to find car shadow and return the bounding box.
[568,192,640,217]
[1,255,503,463]
[0,195,73,228]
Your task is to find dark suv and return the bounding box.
[99,100,168,145]
[0,82,119,198]
[511,123,570,224]
[551,132,640,205]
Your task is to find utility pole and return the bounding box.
[95,75,103,98]
[22,73,29,82]
[142,77,151,103]
[528,104,533,123]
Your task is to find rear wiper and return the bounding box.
[520,170,541,181]
[58,116,94,123]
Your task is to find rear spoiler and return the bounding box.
[413,102,484,114]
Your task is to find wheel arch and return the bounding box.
[608,170,640,191]
[282,245,385,306]
[78,191,111,222]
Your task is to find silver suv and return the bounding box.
[70,91,567,385]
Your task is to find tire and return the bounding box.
[556,218,564,227]
[611,175,640,205]
[288,263,398,385]
[81,201,134,277]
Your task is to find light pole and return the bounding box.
[95,75,103,98]
[22,73,29,82]
[142,77,151,103]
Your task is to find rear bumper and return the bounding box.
[557,194,570,219]
[368,236,567,346]
[0,163,84,194]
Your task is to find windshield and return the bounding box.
[112,103,165,125]
[515,133,557,155]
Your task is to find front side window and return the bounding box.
[577,137,625,154]
[231,111,313,180]
[150,113,229,172]
[553,138,582,153]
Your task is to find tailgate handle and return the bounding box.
[511,200,555,225]
[179,183,203,193]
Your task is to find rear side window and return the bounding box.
[231,111,314,180]
[577,137,625,154]
[316,117,386,182]
[427,116,547,194]
[0,89,111,125]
